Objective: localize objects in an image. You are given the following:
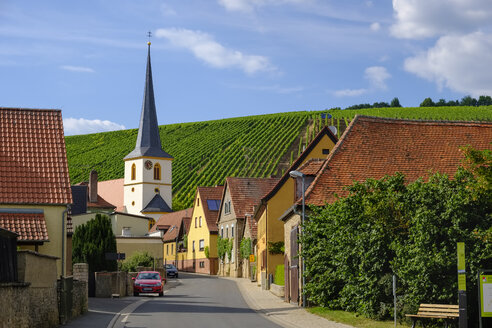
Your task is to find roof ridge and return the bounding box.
[355,114,492,125]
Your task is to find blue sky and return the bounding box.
[2,0,492,135]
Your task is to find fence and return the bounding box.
[0,228,17,282]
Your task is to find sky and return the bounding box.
[2,0,492,135]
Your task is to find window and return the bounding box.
[199,239,204,251]
[199,261,205,268]
[148,219,155,230]
[322,148,330,155]
[193,240,195,252]
[231,224,234,238]
[221,226,223,237]
[199,216,202,227]
[197,198,200,206]
[195,217,197,228]
[154,163,161,180]
[226,226,228,238]
[225,201,230,214]
[171,244,174,255]
[131,163,136,180]
[207,199,221,211]
[166,244,169,255]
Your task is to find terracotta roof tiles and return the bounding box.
[0,108,72,205]
[305,116,492,206]
[224,177,280,221]
[150,208,193,235]
[298,158,326,176]
[196,186,224,233]
[0,212,49,242]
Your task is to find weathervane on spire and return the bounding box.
[147,31,152,46]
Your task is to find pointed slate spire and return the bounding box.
[125,42,173,160]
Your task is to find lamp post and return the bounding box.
[289,170,306,307]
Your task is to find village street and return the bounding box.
[64,273,284,328]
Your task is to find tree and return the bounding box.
[72,214,117,272]
[420,97,435,107]
[478,95,492,106]
[390,97,402,107]
[460,95,478,106]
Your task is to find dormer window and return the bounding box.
[154,163,161,180]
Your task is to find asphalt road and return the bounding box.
[64,273,282,328]
[119,273,282,328]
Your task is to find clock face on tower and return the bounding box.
[144,160,153,170]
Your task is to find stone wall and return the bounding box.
[72,280,88,318]
[18,250,59,327]
[95,271,127,297]
[0,251,60,328]
[0,282,31,328]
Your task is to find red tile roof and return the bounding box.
[196,186,224,233]
[0,108,72,205]
[305,116,492,206]
[0,212,49,242]
[97,178,124,211]
[150,208,193,236]
[298,158,326,176]
[223,177,280,221]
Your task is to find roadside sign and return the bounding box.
[249,254,255,263]
[457,242,466,291]
[105,252,126,261]
[480,274,492,317]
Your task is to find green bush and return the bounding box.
[274,264,285,286]
[119,251,154,272]
[240,238,251,259]
[301,147,492,326]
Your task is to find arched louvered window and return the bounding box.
[154,163,161,180]
[131,163,136,180]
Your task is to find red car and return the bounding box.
[132,271,166,296]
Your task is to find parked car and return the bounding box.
[165,264,178,278]
[132,271,165,296]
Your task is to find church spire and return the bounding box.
[125,40,173,160]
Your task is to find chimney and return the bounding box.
[89,170,98,203]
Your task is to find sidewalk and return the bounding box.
[227,277,354,328]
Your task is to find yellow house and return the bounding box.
[254,126,337,288]
[186,186,223,274]
[0,108,73,277]
[149,208,192,270]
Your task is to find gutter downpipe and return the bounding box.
[61,206,69,277]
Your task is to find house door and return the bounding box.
[289,225,299,304]
[284,254,290,302]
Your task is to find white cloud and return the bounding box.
[60,65,94,73]
[370,22,380,32]
[391,0,492,39]
[63,118,125,136]
[334,66,390,97]
[364,66,390,90]
[156,28,275,74]
[334,88,367,97]
[404,32,492,96]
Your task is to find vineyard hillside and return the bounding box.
[66,106,492,209]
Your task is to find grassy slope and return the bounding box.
[65,106,492,209]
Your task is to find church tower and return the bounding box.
[123,41,173,221]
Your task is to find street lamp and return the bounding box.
[289,170,306,308]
